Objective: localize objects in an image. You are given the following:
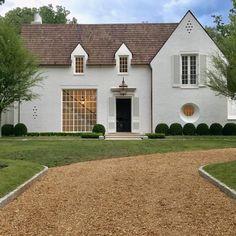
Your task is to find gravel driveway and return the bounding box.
[1,149,236,235]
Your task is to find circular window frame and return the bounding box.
[180,103,200,123]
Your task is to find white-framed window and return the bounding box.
[181,55,197,85]
[74,56,84,74]
[119,56,128,74]
[227,98,236,120]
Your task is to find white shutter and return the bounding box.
[108,97,116,133]
[199,55,207,86]
[132,97,139,133]
[172,55,181,87]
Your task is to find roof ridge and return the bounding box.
[22,22,178,27]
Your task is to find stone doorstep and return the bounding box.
[0,166,48,208]
[199,166,236,200]
[105,133,146,140]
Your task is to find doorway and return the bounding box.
[116,98,131,132]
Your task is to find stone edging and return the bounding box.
[0,166,48,208]
[199,165,236,200]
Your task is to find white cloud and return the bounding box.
[0,0,232,25]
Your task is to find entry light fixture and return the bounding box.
[80,96,85,105]
[119,77,128,95]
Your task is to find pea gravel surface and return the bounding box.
[1,149,236,236]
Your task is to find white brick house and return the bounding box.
[2,11,235,134]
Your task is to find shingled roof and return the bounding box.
[21,23,178,66]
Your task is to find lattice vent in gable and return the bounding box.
[185,20,194,34]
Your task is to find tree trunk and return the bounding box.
[0,111,2,138]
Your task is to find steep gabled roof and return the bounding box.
[21,23,178,66]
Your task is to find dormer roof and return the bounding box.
[21,22,178,66]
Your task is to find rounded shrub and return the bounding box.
[210,123,222,135]
[196,123,209,135]
[92,124,105,135]
[14,123,27,136]
[1,124,14,136]
[183,123,196,135]
[222,123,236,135]
[155,123,169,135]
[169,123,183,135]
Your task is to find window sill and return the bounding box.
[172,85,199,89]
[118,72,128,76]
[73,73,85,76]
[227,117,236,120]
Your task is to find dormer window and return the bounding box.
[119,56,128,73]
[115,43,132,75]
[75,56,84,74]
[71,44,88,76]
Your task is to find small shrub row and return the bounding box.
[1,123,27,136]
[27,132,82,136]
[145,133,165,139]
[155,122,236,136]
[80,132,102,139]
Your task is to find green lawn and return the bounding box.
[0,159,43,198]
[1,136,236,167]
[204,160,236,191]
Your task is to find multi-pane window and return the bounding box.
[119,56,128,73]
[181,55,197,85]
[62,89,96,132]
[75,57,84,74]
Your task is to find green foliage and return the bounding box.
[1,124,14,136]
[4,7,37,34]
[155,123,169,135]
[4,4,77,34]
[0,21,42,136]
[207,0,236,99]
[14,123,27,136]
[223,123,236,135]
[92,124,106,135]
[169,123,183,135]
[27,132,81,136]
[80,132,101,139]
[196,123,209,135]
[145,133,165,139]
[183,123,196,135]
[210,123,223,135]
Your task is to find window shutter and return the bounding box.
[108,97,116,132]
[132,97,140,132]
[172,55,180,87]
[199,55,207,86]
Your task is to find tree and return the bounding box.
[207,0,236,99]
[0,0,4,5]
[4,4,77,34]
[0,20,42,136]
[4,7,37,34]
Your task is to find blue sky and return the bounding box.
[0,0,232,26]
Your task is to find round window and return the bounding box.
[180,103,199,123]
[182,104,194,117]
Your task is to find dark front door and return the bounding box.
[116,98,131,132]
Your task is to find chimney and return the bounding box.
[31,13,42,24]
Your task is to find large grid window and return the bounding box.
[119,56,128,73]
[62,89,96,132]
[75,57,84,74]
[181,55,197,85]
